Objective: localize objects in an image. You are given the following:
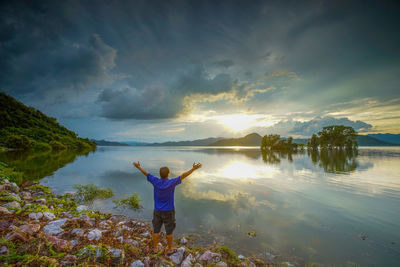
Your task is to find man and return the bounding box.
[132,161,202,255]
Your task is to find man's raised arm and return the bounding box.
[180,162,202,181]
[133,161,149,176]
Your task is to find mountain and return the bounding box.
[357,135,397,146]
[123,141,149,146]
[92,139,131,146]
[146,137,223,146]
[367,134,400,145]
[0,93,96,151]
[209,133,262,146]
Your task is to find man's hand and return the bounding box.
[132,161,148,176]
[181,162,202,181]
[133,161,141,168]
[193,162,202,170]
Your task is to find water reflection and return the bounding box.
[0,149,93,183]
[261,149,359,173]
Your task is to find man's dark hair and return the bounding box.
[159,166,170,179]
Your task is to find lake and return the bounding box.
[2,146,400,266]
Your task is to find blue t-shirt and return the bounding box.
[147,173,181,211]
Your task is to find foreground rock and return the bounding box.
[0,177,270,267]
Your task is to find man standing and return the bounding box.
[132,161,202,255]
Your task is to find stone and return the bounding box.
[194,264,203,267]
[180,236,188,244]
[21,191,32,200]
[43,212,56,220]
[63,254,77,262]
[140,231,151,238]
[131,260,145,267]
[169,246,185,265]
[9,183,19,192]
[35,198,46,204]
[70,228,85,237]
[47,236,70,250]
[8,193,21,202]
[4,201,21,209]
[78,214,93,226]
[87,229,102,241]
[0,246,9,255]
[216,262,228,267]
[181,253,194,267]
[281,262,296,267]
[4,231,27,242]
[0,206,11,214]
[116,236,124,243]
[70,239,80,247]
[0,184,6,191]
[29,212,43,220]
[61,211,73,218]
[76,205,88,212]
[199,250,221,263]
[108,248,123,258]
[3,179,10,184]
[238,254,246,260]
[42,218,67,236]
[99,220,112,228]
[19,224,41,235]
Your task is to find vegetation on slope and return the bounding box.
[0,92,96,151]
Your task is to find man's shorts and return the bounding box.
[152,209,176,235]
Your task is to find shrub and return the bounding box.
[49,140,67,150]
[6,135,32,149]
[113,193,142,210]
[73,182,114,203]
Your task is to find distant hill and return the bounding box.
[367,134,400,145]
[0,93,96,151]
[210,133,262,146]
[357,135,398,146]
[92,139,131,146]
[147,137,223,146]
[123,141,149,146]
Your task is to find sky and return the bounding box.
[1,0,400,142]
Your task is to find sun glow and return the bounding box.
[216,114,276,132]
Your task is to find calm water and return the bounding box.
[4,146,400,266]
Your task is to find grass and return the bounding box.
[217,245,239,262]
[113,193,142,210]
[73,182,114,203]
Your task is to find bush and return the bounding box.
[6,135,32,149]
[31,141,52,151]
[113,193,142,210]
[49,140,67,150]
[73,182,114,203]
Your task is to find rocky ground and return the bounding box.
[0,177,270,266]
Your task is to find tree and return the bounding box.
[317,125,357,150]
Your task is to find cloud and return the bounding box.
[212,59,235,68]
[262,116,373,137]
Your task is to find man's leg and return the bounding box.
[165,210,177,255]
[152,210,163,253]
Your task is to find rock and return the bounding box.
[61,211,73,218]
[9,182,19,192]
[116,236,124,243]
[0,246,8,255]
[194,264,203,267]
[4,231,27,242]
[70,228,85,237]
[0,206,11,214]
[19,224,41,235]
[79,245,102,258]
[42,218,67,236]
[29,212,43,220]
[181,253,194,267]
[77,214,93,226]
[131,260,145,267]
[63,254,77,262]
[87,229,102,241]
[21,191,32,200]
[180,236,188,244]
[8,193,21,202]
[76,205,88,212]
[108,248,123,258]
[140,231,151,238]
[35,198,46,204]
[43,212,56,220]
[47,236,70,250]
[70,239,80,247]
[99,219,112,228]
[4,201,21,209]
[281,262,296,267]
[0,185,6,191]
[199,250,221,263]
[169,246,185,265]
[238,254,246,260]
[216,262,228,267]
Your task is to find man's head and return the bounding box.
[159,166,170,179]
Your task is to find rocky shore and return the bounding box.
[0,177,267,266]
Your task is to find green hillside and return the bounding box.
[0,92,96,151]
[210,133,262,146]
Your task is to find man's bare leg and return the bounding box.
[166,234,175,254]
[152,233,160,253]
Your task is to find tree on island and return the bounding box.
[260,134,299,151]
[307,125,358,150]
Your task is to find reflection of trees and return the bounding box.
[0,149,93,182]
[262,148,359,173]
